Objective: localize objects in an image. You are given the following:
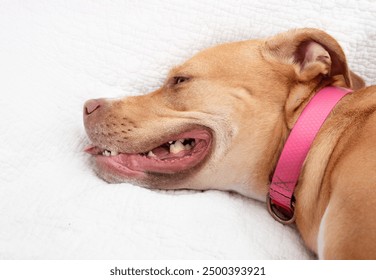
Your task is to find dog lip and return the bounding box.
[84,145,102,155]
[85,129,213,176]
[84,128,212,155]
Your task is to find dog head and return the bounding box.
[83,28,364,199]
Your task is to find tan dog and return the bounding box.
[83,28,376,259]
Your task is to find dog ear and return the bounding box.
[332,70,366,90]
[349,70,366,90]
[264,28,352,88]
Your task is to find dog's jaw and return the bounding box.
[85,128,213,178]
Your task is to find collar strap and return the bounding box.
[267,86,352,224]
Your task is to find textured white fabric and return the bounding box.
[1,0,375,259]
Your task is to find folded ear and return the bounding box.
[349,70,366,90]
[332,70,366,90]
[264,28,352,88]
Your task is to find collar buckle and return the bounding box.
[267,195,296,225]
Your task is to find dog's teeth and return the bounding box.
[102,150,119,156]
[147,151,156,158]
[168,141,173,144]
[169,141,185,154]
[184,144,192,150]
[191,140,196,147]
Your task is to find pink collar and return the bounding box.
[267,86,352,224]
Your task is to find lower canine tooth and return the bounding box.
[147,151,156,158]
[103,150,111,156]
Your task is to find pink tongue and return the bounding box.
[115,141,208,173]
[152,146,191,159]
[151,147,169,158]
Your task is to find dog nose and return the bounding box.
[84,99,103,115]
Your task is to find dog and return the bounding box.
[83,28,376,259]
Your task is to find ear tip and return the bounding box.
[344,69,353,88]
[346,77,353,88]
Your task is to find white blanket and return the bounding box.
[1,0,375,259]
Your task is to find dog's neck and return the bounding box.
[267,86,352,223]
[269,79,342,175]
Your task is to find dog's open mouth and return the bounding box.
[84,129,212,175]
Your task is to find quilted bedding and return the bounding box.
[0,0,375,259]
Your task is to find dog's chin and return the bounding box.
[85,128,213,186]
